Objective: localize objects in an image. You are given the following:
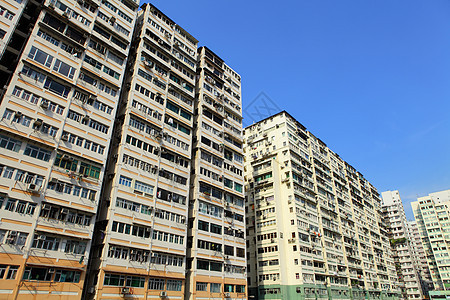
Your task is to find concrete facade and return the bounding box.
[381,191,425,300]
[244,111,400,300]
[412,190,450,300]
[0,0,139,297]
[185,46,246,300]
[84,3,195,299]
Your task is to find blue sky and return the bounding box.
[149,0,450,219]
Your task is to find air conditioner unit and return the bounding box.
[37,235,46,240]
[27,183,39,193]
[121,287,131,295]
[40,101,49,109]
[61,154,71,161]
[224,292,231,297]
[109,17,116,24]
[160,291,167,297]
[82,115,90,123]
[61,133,69,141]
[271,238,275,243]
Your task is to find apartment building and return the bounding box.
[0,0,43,98]
[411,189,450,300]
[186,46,246,299]
[0,0,24,58]
[0,0,138,297]
[244,111,400,300]
[83,3,197,299]
[408,220,434,296]
[381,190,424,300]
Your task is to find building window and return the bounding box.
[104,273,125,286]
[166,279,182,291]
[24,145,51,161]
[210,283,221,293]
[196,282,207,291]
[6,266,18,279]
[119,176,132,187]
[148,277,165,290]
[134,180,154,195]
[28,46,53,67]
[53,59,76,79]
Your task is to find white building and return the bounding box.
[412,189,450,300]
[0,0,139,297]
[244,111,400,300]
[381,190,424,300]
[186,46,246,300]
[84,3,196,299]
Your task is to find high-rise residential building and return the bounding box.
[381,190,424,300]
[0,0,25,58]
[411,189,450,300]
[0,0,138,297]
[0,0,247,298]
[84,3,197,299]
[408,220,434,296]
[244,111,400,300]
[0,0,44,98]
[186,46,246,299]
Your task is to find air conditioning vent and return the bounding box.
[40,101,49,109]
[61,133,69,141]
[27,183,40,193]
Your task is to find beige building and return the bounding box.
[0,0,24,58]
[186,46,246,299]
[381,191,424,299]
[408,220,433,296]
[0,0,139,297]
[411,189,450,300]
[84,3,196,299]
[0,1,247,298]
[244,111,400,300]
[0,0,43,98]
